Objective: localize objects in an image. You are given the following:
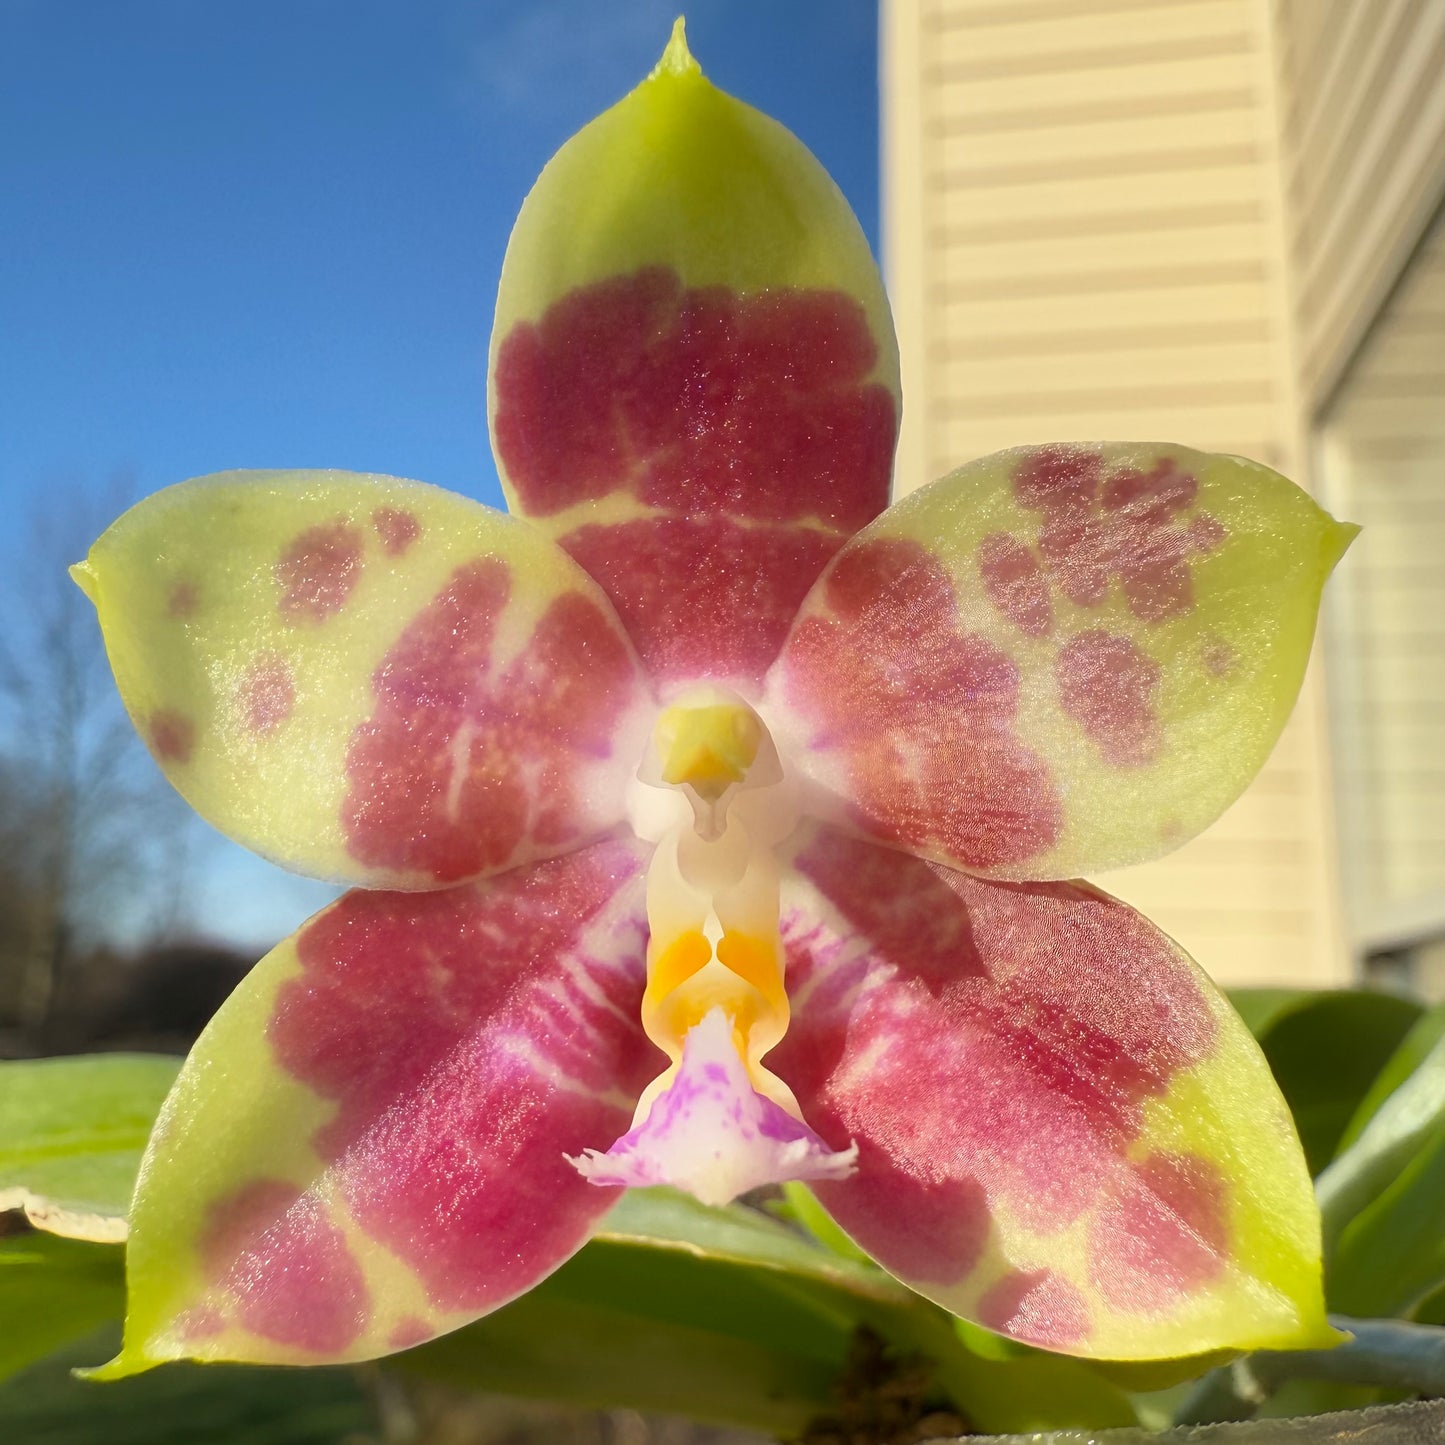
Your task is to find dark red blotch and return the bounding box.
[782,537,1061,870]
[1057,630,1162,767]
[772,828,1216,1271]
[492,268,898,683]
[277,519,364,623]
[268,842,656,1312]
[342,558,637,882]
[198,1178,370,1354]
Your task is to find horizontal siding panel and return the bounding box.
[931,0,1246,65]
[928,31,1251,86]
[934,162,1261,228]
[935,340,1276,394]
[934,104,1260,171]
[932,85,1255,137]
[934,221,1271,278]
[930,317,1272,358]
[933,203,1266,248]
[936,279,1272,332]
[933,49,1260,117]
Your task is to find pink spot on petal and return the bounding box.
[372,506,420,556]
[238,652,295,734]
[199,1179,370,1353]
[1091,1152,1229,1316]
[492,268,898,683]
[1057,631,1161,767]
[167,580,199,618]
[1013,446,1104,511]
[978,1269,1091,1349]
[148,709,195,764]
[563,517,842,685]
[1014,449,1217,624]
[268,843,654,1314]
[342,561,638,882]
[780,538,1061,871]
[775,829,1217,1256]
[387,1315,433,1350]
[276,519,364,623]
[1202,637,1237,677]
[978,533,1053,637]
[493,268,894,532]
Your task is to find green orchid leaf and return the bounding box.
[0,1331,375,1445]
[0,1233,125,1384]
[1339,1001,1445,1154]
[395,1242,852,1436]
[1228,989,1421,1173]
[399,1187,1136,1435]
[1327,1121,1445,1318]
[0,1055,180,1240]
[1316,1028,1445,1250]
[606,1185,896,1293]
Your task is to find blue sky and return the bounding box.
[0,0,881,947]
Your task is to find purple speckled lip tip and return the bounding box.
[568,1006,856,1206]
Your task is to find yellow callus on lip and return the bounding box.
[656,702,762,800]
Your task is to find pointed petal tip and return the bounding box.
[75,1348,158,1383]
[68,559,98,603]
[1322,517,1362,574]
[652,16,702,80]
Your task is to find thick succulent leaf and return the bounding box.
[489,21,899,688]
[1316,1027,1445,1251]
[0,1234,124,1383]
[0,1055,179,1240]
[406,1187,1136,1435]
[94,840,656,1375]
[1227,989,1422,1174]
[1328,1124,1445,1318]
[768,824,1332,1359]
[75,470,652,888]
[764,443,1355,879]
[1338,1000,1445,1155]
[1,1330,378,1445]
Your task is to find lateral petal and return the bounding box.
[764,443,1355,878]
[95,839,657,1374]
[489,22,899,688]
[75,470,653,887]
[769,825,1332,1359]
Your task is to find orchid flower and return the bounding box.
[77,22,1354,1375]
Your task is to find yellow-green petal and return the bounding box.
[766,442,1356,879]
[94,841,653,1374]
[76,470,652,888]
[488,20,899,687]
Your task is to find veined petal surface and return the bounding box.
[97,840,657,1374]
[489,23,899,689]
[769,825,1331,1360]
[76,470,653,887]
[764,443,1356,878]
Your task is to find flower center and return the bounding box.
[635,687,794,1083]
[569,688,854,1204]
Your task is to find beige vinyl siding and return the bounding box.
[1274,0,1445,412]
[1319,213,1445,944]
[882,0,1347,986]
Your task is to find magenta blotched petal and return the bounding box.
[104,839,660,1370]
[767,824,1328,1359]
